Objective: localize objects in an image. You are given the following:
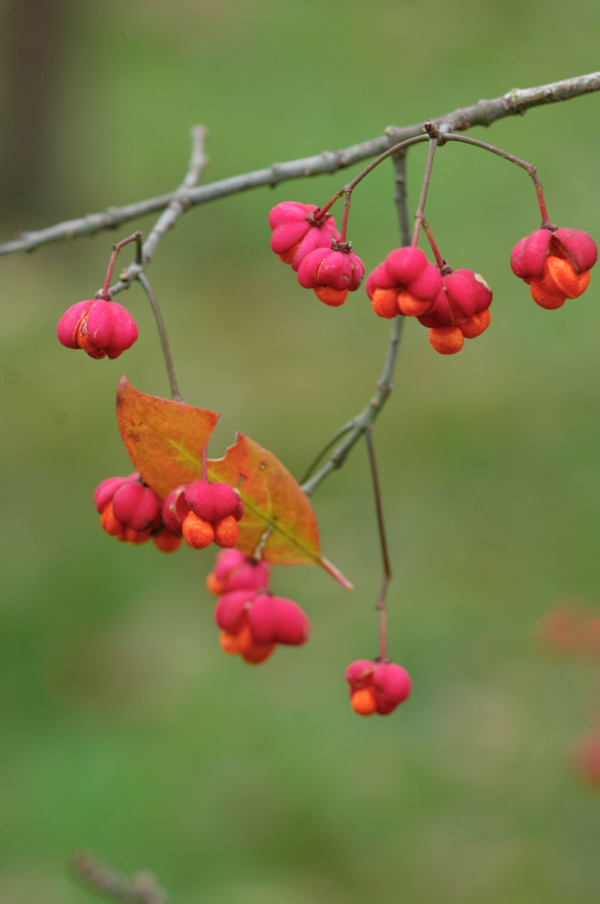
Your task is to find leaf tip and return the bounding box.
[116,375,131,400]
[321,557,353,590]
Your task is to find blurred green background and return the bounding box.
[1,0,600,901]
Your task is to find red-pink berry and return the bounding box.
[184,480,242,523]
[416,268,492,354]
[57,299,138,359]
[161,485,190,536]
[511,227,597,281]
[207,549,271,596]
[247,594,310,646]
[297,245,365,307]
[112,480,161,532]
[269,201,340,271]
[214,589,257,634]
[93,473,139,514]
[366,247,442,319]
[346,659,411,716]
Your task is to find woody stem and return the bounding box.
[314,133,429,221]
[136,271,183,403]
[99,231,143,300]
[443,132,552,227]
[340,191,352,242]
[422,220,445,269]
[364,427,392,661]
[412,133,438,245]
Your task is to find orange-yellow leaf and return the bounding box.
[207,434,313,563]
[116,377,219,500]
[115,379,351,588]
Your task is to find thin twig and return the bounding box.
[315,134,428,220]
[364,427,392,661]
[300,314,403,496]
[300,152,410,497]
[97,231,143,299]
[392,149,411,244]
[137,271,182,402]
[2,72,599,258]
[142,124,209,263]
[70,851,168,904]
[299,419,357,485]
[102,125,209,298]
[411,130,438,245]
[442,131,551,225]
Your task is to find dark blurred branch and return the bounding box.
[1,0,70,213]
[1,72,599,257]
[70,852,169,904]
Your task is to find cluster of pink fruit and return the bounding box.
[206,549,309,664]
[268,200,598,356]
[268,201,364,307]
[94,475,244,553]
[54,205,597,363]
[207,551,412,715]
[540,604,600,786]
[366,247,492,355]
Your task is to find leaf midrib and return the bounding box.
[165,438,320,565]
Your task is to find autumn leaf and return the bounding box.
[116,378,352,589]
[116,377,219,499]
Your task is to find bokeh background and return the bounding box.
[2,1,600,901]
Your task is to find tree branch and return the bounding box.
[99,125,209,298]
[2,72,599,258]
[70,851,168,904]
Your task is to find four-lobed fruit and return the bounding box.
[57,299,138,359]
[94,472,174,549]
[180,480,244,550]
[269,201,365,306]
[418,268,493,355]
[345,659,411,716]
[269,202,340,270]
[366,247,442,319]
[96,474,246,554]
[206,548,271,596]
[215,588,310,665]
[297,245,365,306]
[510,226,597,309]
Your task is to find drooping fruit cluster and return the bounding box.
[539,604,600,658]
[209,550,309,664]
[570,730,600,788]
[511,226,597,309]
[94,473,180,552]
[538,603,600,786]
[366,246,493,355]
[345,659,411,716]
[94,475,244,553]
[269,201,365,306]
[57,299,138,359]
[162,480,244,550]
